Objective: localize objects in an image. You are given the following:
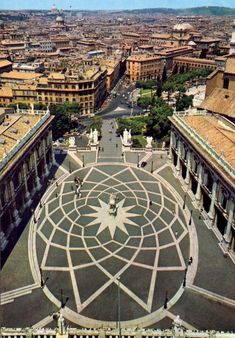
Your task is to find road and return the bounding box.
[96,80,143,118]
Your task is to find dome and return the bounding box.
[56,15,64,23]
[173,22,194,31]
[188,40,196,46]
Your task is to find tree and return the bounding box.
[137,96,152,110]
[176,94,193,111]
[34,102,47,110]
[162,65,168,82]
[89,116,102,135]
[50,102,81,140]
[156,79,162,97]
[8,102,30,109]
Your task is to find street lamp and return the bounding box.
[183,267,187,287]
[183,194,186,209]
[188,209,193,226]
[117,277,121,338]
[82,154,85,168]
[164,290,168,309]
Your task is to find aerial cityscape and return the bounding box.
[0,3,235,338]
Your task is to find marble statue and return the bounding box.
[30,102,34,114]
[128,129,132,143]
[89,129,93,142]
[69,136,75,147]
[93,129,98,144]
[57,312,65,335]
[109,193,117,216]
[123,128,129,144]
[146,136,153,148]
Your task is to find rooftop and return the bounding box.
[0,71,42,81]
[0,60,12,68]
[183,114,235,168]
[171,110,235,182]
[200,88,235,118]
[0,109,51,173]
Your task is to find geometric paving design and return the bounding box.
[31,164,190,325]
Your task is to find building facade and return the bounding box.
[126,54,163,82]
[0,106,54,252]
[172,56,216,73]
[169,108,235,258]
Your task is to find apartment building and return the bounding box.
[126,54,163,82]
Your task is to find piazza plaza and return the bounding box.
[0,10,235,338]
[0,110,235,334]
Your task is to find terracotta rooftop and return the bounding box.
[200,88,235,118]
[0,60,12,68]
[0,71,42,80]
[174,56,216,65]
[183,114,235,169]
[0,113,41,161]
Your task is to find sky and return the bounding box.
[1,0,235,10]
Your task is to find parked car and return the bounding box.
[141,161,147,167]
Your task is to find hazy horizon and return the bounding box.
[1,0,235,11]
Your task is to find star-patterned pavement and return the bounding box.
[28,164,191,326]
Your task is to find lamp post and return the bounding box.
[183,194,186,209]
[183,267,187,287]
[117,277,121,338]
[151,160,153,173]
[137,153,140,167]
[164,290,168,309]
[39,199,42,208]
[189,209,193,226]
[82,154,85,168]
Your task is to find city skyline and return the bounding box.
[1,0,235,10]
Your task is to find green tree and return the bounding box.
[162,65,168,82]
[89,116,102,135]
[50,102,81,140]
[7,102,29,109]
[176,94,194,111]
[137,96,152,110]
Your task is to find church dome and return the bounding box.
[173,22,194,31]
[56,15,64,23]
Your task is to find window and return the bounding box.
[223,78,229,89]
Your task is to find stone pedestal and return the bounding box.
[90,143,99,151]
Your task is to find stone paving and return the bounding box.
[1,118,235,331]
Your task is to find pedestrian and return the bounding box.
[189,256,193,264]
[149,200,152,206]
[116,143,118,148]
[56,181,58,187]
[175,231,178,238]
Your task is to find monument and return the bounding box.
[89,128,99,150]
[69,136,76,147]
[109,193,117,216]
[122,128,132,150]
[146,136,153,150]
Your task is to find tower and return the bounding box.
[230,20,235,54]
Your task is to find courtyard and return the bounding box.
[1,119,235,331]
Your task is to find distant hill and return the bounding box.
[122,6,235,16]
